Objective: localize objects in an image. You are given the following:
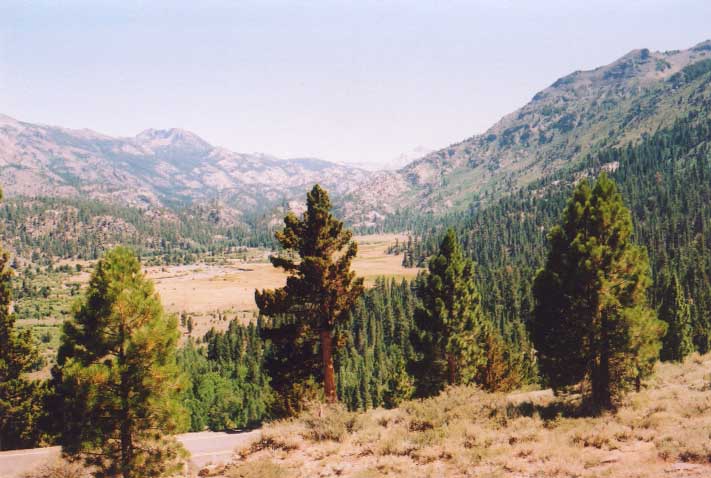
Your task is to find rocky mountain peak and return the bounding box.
[134,127,213,152]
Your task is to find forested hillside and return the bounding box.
[395,91,711,354]
[0,196,279,264]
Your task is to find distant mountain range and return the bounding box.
[1,40,711,227]
[0,114,370,216]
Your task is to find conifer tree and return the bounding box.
[0,233,43,450]
[659,273,694,362]
[532,174,665,409]
[56,247,188,478]
[411,228,486,396]
[256,185,364,403]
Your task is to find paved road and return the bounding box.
[0,430,260,478]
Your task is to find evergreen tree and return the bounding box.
[261,313,323,416]
[256,185,364,403]
[411,228,485,396]
[659,273,694,362]
[55,247,189,478]
[532,174,665,409]
[335,278,416,410]
[0,238,43,450]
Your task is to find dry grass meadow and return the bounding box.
[149,234,421,337]
[215,353,711,478]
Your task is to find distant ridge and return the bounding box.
[0,115,371,215]
[343,40,711,222]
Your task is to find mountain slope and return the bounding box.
[345,40,711,221]
[0,115,370,213]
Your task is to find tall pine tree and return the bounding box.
[659,273,694,362]
[0,229,43,450]
[56,247,189,478]
[411,228,486,396]
[256,185,364,403]
[532,174,665,409]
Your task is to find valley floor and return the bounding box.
[221,353,711,478]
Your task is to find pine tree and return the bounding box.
[0,241,43,450]
[411,228,486,396]
[256,185,364,403]
[55,247,189,478]
[659,273,694,362]
[532,174,665,409]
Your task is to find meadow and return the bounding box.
[16,234,422,369]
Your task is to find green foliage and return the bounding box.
[179,321,272,431]
[260,313,323,416]
[336,278,416,410]
[0,196,278,265]
[55,247,188,478]
[659,273,694,362]
[532,174,665,408]
[256,185,364,404]
[387,105,711,380]
[410,229,486,395]
[670,58,711,87]
[409,229,534,396]
[0,195,45,450]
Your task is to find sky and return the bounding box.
[1,1,710,169]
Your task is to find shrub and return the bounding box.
[301,404,359,442]
[227,459,292,478]
[21,460,89,478]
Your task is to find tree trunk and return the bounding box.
[592,312,612,410]
[120,325,132,478]
[121,411,132,478]
[320,329,337,403]
[446,353,457,385]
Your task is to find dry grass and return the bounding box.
[148,234,421,337]
[20,460,89,478]
[225,459,293,478]
[226,353,711,478]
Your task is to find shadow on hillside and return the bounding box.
[505,392,605,420]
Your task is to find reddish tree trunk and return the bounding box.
[320,329,337,403]
[447,353,457,385]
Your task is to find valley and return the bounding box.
[2,27,711,478]
[15,234,422,375]
[153,234,420,317]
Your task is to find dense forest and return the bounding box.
[0,196,280,264]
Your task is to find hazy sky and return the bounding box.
[1,1,710,168]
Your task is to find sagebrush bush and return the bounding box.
[227,458,292,478]
[21,460,89,478]
[301,403,359,442]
